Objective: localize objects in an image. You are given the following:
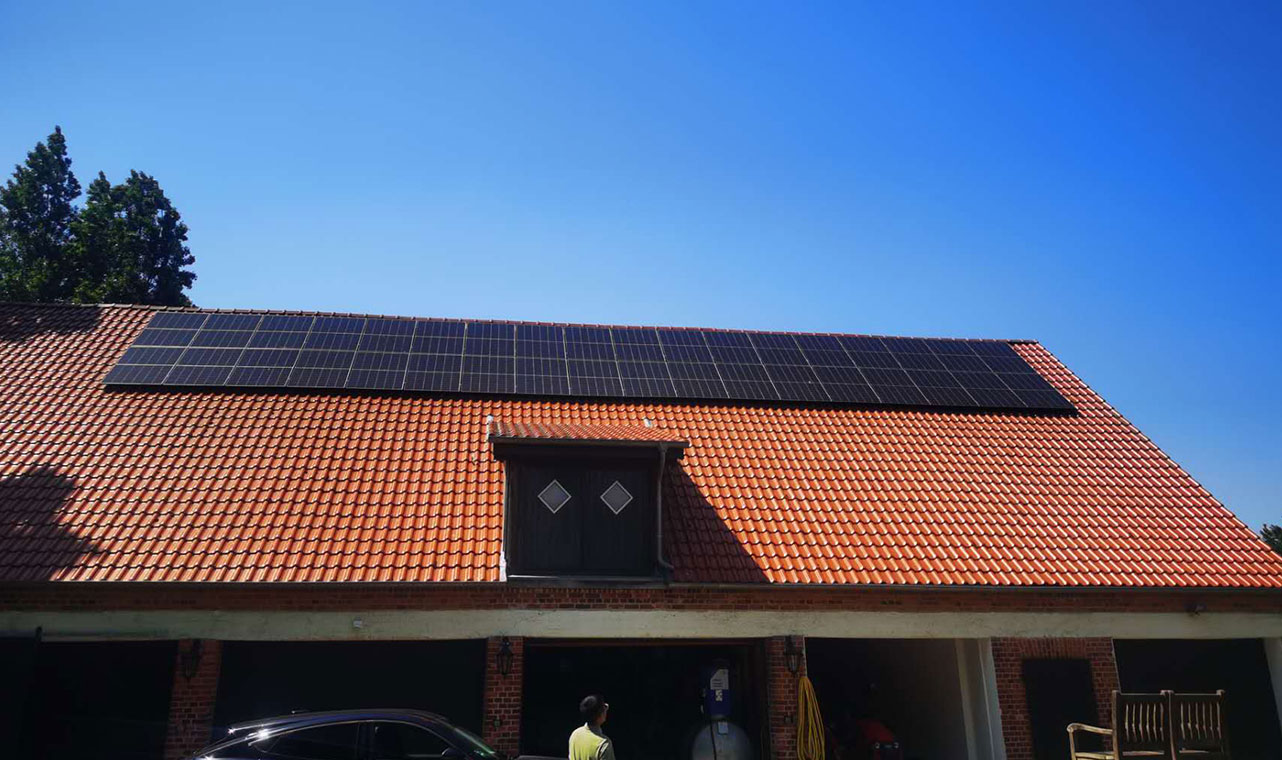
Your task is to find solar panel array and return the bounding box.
[104,312,1075,411]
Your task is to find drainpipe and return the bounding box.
[655,444,675,574]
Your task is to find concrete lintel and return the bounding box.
[3,609,1282,642]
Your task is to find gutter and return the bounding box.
[655,444,675,575]
[2,579,1280,594]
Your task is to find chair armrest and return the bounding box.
[1067,723,1113,736]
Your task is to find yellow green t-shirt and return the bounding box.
[569,724,615,760]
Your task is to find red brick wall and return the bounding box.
[766,635,806,760]
[482,636,524,756]
[163,639,222,760]
[3,583,1278,614]
[990,637,1118,760]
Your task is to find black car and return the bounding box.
[187,708,563,760]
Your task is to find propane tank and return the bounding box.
[690,661,755,760]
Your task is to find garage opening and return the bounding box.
[1115,639,1282,760]
[12,640,177,760]
[806,639,973,760]
[1021,658,1097,760]
[214,640,485,733]
[522,641,767,760]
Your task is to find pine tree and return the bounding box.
[69,172,117,303]
[0,127,81,301]
[72,170,197,306]
[2,128,197,306]
[1262,524,1282,557]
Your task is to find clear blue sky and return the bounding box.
[2,2,1278,530]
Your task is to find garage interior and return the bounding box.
[521,640,767,760]
[1115,639,1282,760]
[806,639,973,760]
[1019,657,1098,760]
[213,639,486,734]
[4,639,177,760]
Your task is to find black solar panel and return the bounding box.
[104,312,1076,411]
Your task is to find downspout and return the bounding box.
[655,444,675,573]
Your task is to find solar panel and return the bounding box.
[228,366,292,386]
[304,332,360,350]
[249,331,307,348]
[191,330,253,348]
[203,313,261,331]
[411,320,464,354]
[105,311,1075,411]
[135,328,198,346]
[239,349,299,367]
[150,312,208,330]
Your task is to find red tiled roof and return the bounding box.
[1,303,1280,587]
[489,420,687,446]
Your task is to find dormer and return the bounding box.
[489,420,688,580]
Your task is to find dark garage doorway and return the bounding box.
[0,633,41,749]
[1115,639,1282,760]
[12,640,177,760]
[214,640,486,733]
[1022,659,1097,760]
[522,641,766,760]
[806,639,971,760]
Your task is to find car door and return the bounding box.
[208,722,362,760]
[364,721,464,760]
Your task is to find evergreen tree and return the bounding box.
[72,170,196,306]
[0,127,81,301]
[1262,524,1282,557]
[69,172,117,302]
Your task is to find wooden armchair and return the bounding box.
[1169,691,1230,760]
[1068,691,1173,760]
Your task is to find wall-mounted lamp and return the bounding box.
[1186,601,1207,615]
[784,635,803,675]
[497,636,515,676]
[180,639,203,680]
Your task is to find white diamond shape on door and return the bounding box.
[600,480,633,515]
[538,480,571,513]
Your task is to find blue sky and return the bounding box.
[2,2,1278,529]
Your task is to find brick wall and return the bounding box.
[766,635,806,760]
[482,636,524,757]
[990,637,1118,760]
[163,639,222,760]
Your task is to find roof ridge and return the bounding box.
[0,301,1041,345]
[0,301,161,311]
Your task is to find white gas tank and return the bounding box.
[689,719,754,760]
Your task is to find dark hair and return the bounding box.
[579,694,606,722]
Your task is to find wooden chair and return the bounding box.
[1068,691,1174,760]
[1169,691,1230,760]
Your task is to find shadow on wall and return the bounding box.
[0,304,102,343]
[663,462,770,583]
[0,466,98,580]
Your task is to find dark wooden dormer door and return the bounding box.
[581,462,653,574]
[513,460,584,573]
[508,456,655,576]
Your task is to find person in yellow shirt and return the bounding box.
[569,694,616,760]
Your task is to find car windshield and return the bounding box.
[451,725,502,760]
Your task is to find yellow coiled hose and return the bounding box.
[796,675,825,760]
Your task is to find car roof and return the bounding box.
[190,709,463,760]
[227,708,451,733]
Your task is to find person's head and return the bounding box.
[579,694,609,726]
